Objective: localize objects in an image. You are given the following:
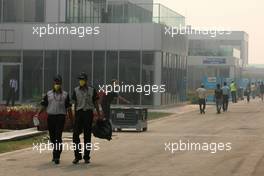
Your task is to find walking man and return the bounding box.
[260,82,264,102]
[245,83,251,103]
[196,84,207,114]
[230,81,237,103]
[6,77,18,106]
[101,79,131,120]
[215,84,223,114]
[221,82,230,112]
[72,72,101,164]
[251,82,256,99]
[36,75,72,164]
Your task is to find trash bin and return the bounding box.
[110,107,148,132]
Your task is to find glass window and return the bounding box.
[219,67,230,78]
[23,51,43,101]
[58,51,70,92]
[93,51,105,88]
[84,0,92,23]
[44,51,57,92]
[106,51,118,84]
[119,51,140,105]
[176,55,180,100]
[160,53,188,104]
[0,0,2,22]
[142,51,154,105]
[3,0,23,22]
[93,1,101,23]
[171,55,176,95]
[24,0,44,22]
[0,51,21,63]
[161,53,166,105]
[112,3,124,23]
[66,0,105,23]
[3,0,44,22]
[71,51,92,91]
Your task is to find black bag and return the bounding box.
[92,119,112,141]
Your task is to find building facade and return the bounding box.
[187,31,248,90]
[0,0,188,106]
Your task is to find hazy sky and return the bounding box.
[155,0,263,64]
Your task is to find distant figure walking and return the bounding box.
[221,82,230,112]
[6,78,18,106]
[215,84,223,114]
[245,83,251,103]
[196,84,207,114]
[260,82,264,102]
[230,81,237,103]
[251,82,256,99]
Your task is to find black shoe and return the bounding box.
[84,159,90,164]
[52,158,55,162]
[54,159,60,164]
[72,159,80,164]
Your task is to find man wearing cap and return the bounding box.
[35,75,72,164]
[72,72,101,164]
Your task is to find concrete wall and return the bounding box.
[0,23,187,55]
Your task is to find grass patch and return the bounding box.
[0,134,48,154]
[148,112,174,120]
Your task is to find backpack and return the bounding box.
[92,119,112,141]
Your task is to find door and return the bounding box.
[0,64,21,104]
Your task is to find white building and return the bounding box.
[0,0,188,106]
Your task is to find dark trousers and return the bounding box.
[198,98,206,113]
[47,115,66,160]
[73,110,93,160]
[231,91,237,103]
[102,105,110,120]
[215,99,222,113]
[222,95,229,111]
[6,88,16,106]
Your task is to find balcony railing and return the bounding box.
[66,1,185,27]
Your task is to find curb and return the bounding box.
[0,129,47,142]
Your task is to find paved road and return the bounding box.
[1,100,264,176]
